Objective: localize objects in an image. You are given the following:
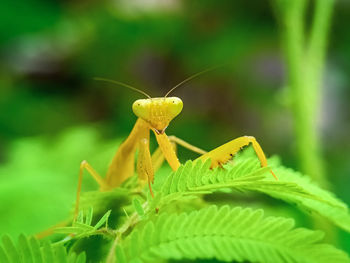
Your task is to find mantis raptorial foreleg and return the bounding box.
[154,132,181,171]
[196,136,277,179]
[151,135,206,171]
[144,134,206,197]
[153,132,210,170]
[137,138,154,196]
[151,143,174,173]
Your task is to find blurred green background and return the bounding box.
[0,0,349,254]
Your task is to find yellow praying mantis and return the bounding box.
[74,70,277,219]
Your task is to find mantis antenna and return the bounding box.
[164,65,222,97]
[94,77,151,99]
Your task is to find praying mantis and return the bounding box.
[74,70,277,219]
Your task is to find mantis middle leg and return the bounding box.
[167,135,207,155]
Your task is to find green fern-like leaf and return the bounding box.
[160,158,308,196]
[156,158,350,232]
[77,188,129,217]
[55,208,112,239]
[117,205,350,263]
[0,234,85,263]
[249,165,350,232]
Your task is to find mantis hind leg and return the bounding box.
[196,136,277,179]
[74,160,109,221]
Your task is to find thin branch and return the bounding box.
[106,202,149,263]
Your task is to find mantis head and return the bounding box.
[132,97,183,134]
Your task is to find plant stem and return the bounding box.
[277,0,334,187]
[273,0,336,241]
[302,0,334,187]
[106,201,149,263]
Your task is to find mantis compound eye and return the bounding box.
[166,97,183,118]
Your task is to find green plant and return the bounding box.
[2,147,348,262]
[0,234,86,262]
